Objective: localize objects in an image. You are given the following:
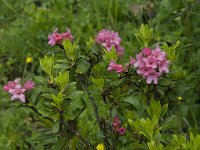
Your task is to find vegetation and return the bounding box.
[0,0,200,149]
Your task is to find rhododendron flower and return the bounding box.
[137,66,153,78]
[107,60,125,74]
[117,127,126,135]
[3,78,20,91]
[48,29,62,46]
[48,28,73,46]
[134,46,170,84]
[23,80,35,90]
[152,46,166,61]
[134,53,145,68]
[158,59,170,73]
[3,81,17,92]
[126,57,136,68]
[112,116,126,135]
[61,29,73,41]
[112,116,122,127]
[3,79,35,103]
[95,29,124,56]
[143,56,157,69]
[142,47,151,56]
[146,70,161,84]
[9,84,26,103]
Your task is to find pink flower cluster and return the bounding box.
[95,29,124,56]
[107,57,135,74]
[48,28,73,46]
[134,47,170,84]
[3,79,35,103]
[107,60,125,74]
[112,116,126,135]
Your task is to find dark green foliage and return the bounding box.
[1,0,200,149]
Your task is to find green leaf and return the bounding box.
[131,117,160,141]
[147,140,164,150]
[182,133,200,150]
[91,77,104,90]
[102,47,118,62]
[135,24,153,47]
[63,39,78,61]
[86,37,94,49]
[52,92,64,109]
[52,121,60,133]
[123,95,142,111]
[160,115,180,131]
[75,61,90,74]
[147,100,161,120]
[39,55,54,80]
[160,104,168,118]
[55,71,69,91]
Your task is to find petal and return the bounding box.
[146,76,153,84]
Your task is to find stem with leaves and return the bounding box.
[84,52,111,149]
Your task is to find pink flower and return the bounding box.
[61,29,74,41]
[142,47,151,56]
[3,79,35,103]
[158,59,170,73]
[8,84,26,103]
[48,29,62,46]
[152,46,166,61]
[134,53,145,68]
[117,127,126,135]
[146,70,160,84]
[112,116,122,127]
[95,29,124,56]
[3,81,17,92]
[126,57,136,68]
[107,60,125,74]
[112,116,126,135]
[23,80,35,90]
[134,46,170,84]
[143,56,157,69]
[137,66,153,78]
[48,28,73,46]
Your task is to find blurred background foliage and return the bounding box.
[0,0,200,149]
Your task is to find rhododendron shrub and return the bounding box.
[3,24,197,149]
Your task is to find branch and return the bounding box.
[65,121,96,150]
[26,104,53,122]
[83,51,111,149]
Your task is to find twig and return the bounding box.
[84,52,111,149]
[65,122,96,150]
[26,104,53,122]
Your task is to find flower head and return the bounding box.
[48,28,73,46]
[3,81,17,92]
[9,84,26,103]
[134,46,170,84]
[126,57,136,68]
[96,143,105,150]
[61,29,74,41]
[23,80,35,90]
[107,60,125,74]
[142,47,151,56]
[3,79,35,103]
[117,127,126,135]
[112,115,126,135]
[95,29,124,56]
[26,56,32,64]
[112,116,122,127]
